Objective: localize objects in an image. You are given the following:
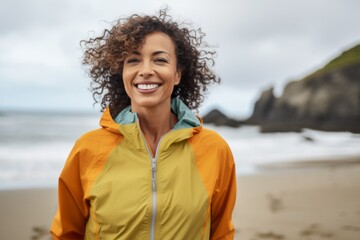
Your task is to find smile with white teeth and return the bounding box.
[136,83,160,90]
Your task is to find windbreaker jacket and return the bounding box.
[51,99,236,240]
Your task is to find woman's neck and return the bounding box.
[134,105,177,156]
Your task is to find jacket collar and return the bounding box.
[100,98,202,137]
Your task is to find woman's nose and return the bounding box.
[139,62,154,78]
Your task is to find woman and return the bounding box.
[51,9,236,240]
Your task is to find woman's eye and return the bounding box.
[154,58,169,63]
[126,58,140,64]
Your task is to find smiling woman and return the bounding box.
[51,8,236,240]
[81,9,220,117]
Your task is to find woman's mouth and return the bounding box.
[136,83,160,90]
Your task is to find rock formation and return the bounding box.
[248,44,360,133]
[202,109,242,127]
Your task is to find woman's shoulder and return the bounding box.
[73,127,122,152]
[191,127,230,149]
[189,127,235,169]
[198,127,226,140]
[81,126,121,140]
[62,128,122,172]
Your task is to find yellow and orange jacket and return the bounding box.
[51,98,236,240]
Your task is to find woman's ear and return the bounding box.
[175,69,182,85]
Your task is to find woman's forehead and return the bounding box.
[132,32,176,55]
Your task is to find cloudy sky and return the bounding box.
[1,0,359,118]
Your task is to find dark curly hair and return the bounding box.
[81,8,220,117]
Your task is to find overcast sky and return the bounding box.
[1,0,359,118]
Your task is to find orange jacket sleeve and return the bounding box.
[210,143,237,240]
[50,142,89,239]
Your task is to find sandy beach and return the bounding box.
[234,158,360,240]
[0,188,57,240]
[1,158,360,240]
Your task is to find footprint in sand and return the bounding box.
[31,226,51,240]
[266,194,284,213]
[255,231,285,239]
[299,224,334,238]
[341,225,360,232]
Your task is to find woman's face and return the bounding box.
[122,32,181,112]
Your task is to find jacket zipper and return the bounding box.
[138,122,165,240]
[137,117,176,240]
[150,155,157,240]
[145,140,161,240]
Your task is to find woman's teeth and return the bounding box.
[137,84,159,90]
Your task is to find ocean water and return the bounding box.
[1,111,360,190]
[0,111,100,189]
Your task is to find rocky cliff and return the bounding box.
[248,44,360,133]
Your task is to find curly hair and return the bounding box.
[81,8,220,117]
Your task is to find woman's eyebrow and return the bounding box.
[129,50,171,57]
[130,51,141,55]
[152,50,171,56]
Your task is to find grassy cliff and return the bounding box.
[307,43,360,79]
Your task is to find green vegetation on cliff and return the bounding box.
[307,43,360,79]
[323,44,360,70]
